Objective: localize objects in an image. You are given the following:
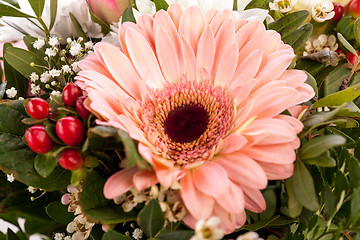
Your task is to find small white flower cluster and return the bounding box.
[27,186,37,194]
[236,231,264,240]
[6,173,15,182]
[114,182,186,223]
[312,0,335,22]
[5,87,17,98]
[269,0,298,13]
[61,185,95,240]
[190,217,224,240]
[54,232,71,240]
[29,36,94,97]
[132,228,143,240]
[303,34,338,56]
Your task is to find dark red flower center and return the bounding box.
[164,104,208,144]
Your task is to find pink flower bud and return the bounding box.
[87,0,131,24]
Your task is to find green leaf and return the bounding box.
[89,8,110,34]
[6,229,20,240]
[354,18,360,46]
[285,178,303,218]
[79,170,136,224]
[46,201,74,225]
[268,10,309,39]
[300,135,346,159]
[259,189,277,220]
[102,230,131,240]
[154,0,169,11]
[303,104,346,128]
[245,0,272,9]
[23,36,46,59]
[334,171,348,197]
[346,155,360,189]
[121,6,136,24]
[0,3,33,18]
[86,126,123,151]
[302,150,336,167]
[4,47,47,78]
[69,12,89,42]
[312,83,360,109]
[34,152,58,178]
[323,186,336,217]
[240,215,280,231]
[337,32,357,56]
[28,0,45,17]
[349,189,360,227]
[0,82,6,99]
[304,71,318,98]
[3,43,28,98]
[155,231,194,240]
[282,23,312,52]
[137,199,165,238]
[336,16,355,41]
[324,65,351,96]
[290,161,319,212]
[0,100,70,191]
[49,0,57,31]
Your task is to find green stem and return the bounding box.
[37,17,50,38]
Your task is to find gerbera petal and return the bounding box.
[216,181,245,214]
[192,161,230,197]
[242,185,266,213]
[221,134,248,154]
[235,20,265,51]
[180,173,215,219]
[257,162,294,180]
[133,170,159,190]
[216,152,268,189]
[167,3,183,29]
[242,143,296,164]
[156,168,183,187]
[196,26,215,80]
[103,167,138,199]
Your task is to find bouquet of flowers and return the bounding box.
[0,0,360,239]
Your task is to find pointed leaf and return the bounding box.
[268,10,309,38]
[69,12,88,42]
[0,3,33,18]
[28,0,45,17]
[324,65,351,96]
[304,70,318,98]
[137,199,165,238]
[337,16,355,41]
[245,0,272,9]
[6,229,20,240]
[282,23,313,52]
[337,32,357,56]
[349,189,360,227]
[300,135,346,159]
[121,6,136,24]
[49,0,57,31]
[354,18,360,46]
[302,150,336,167]
[46,201,74,225]
[291,160,319,212]
[285,178,303,218]
[154,0,169,11]
[34,152,58,178]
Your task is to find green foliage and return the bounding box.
[49,0,58,31]
[0,3,33,18]
[121,6,136,24]
[34,152,58,178]
[154,0,169,11]
[28,0,45,17]
[245,0,272,9]
[137,199,165,238]
[69,12,89,42]
[155,231,194,240]
[102,230,131,240]
[46,201,74,225]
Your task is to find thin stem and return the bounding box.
[37,17,50,38]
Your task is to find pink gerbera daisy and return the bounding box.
[76,3,314,232]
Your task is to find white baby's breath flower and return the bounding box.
[30,84,41,95]
[190,217,224,240]
[7,173,15,183]
[269,0,298,13]
[72,62,81,72]
[51,90,61,97]
[6,87,17,98]
[236,231,264,240]
[62,65,72,74]
[40,72,51,83]
[45,47,57,57]
[64,236,71,240]
[33,38,45,50]
[54,233,65,240]
[29,72,39,82]
[84,41,94,50]
[69,42,83,56]
[132,228,143,240]
[49,69,61,77]
[48,36,59,46]
[18,97,24,100]
[312,0,335,22]
[27,186,37,194]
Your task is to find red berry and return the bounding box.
[331,3,344,22]
[349,0,360,18]
[26,98,49,120]
[346,50,360,70]
[25,125,54,154]
[76,96,91,119]
[58,149,83,170]
[56,116,85,146]
[62,83,83,106]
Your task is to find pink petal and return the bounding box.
[221,134,248,154]
[257,162,294,180]
[209,9,235,36]
[103,167,138,199]
[214,42,238,88]
[242,185,266,213]
[181,35,196,81]
[182,212,198,229]
[216,152,268,189]
[156,168,182,188]
[216,181,245,214]
[137,14,155,49]
[133,170,158,190]
[180,173,215,219]
[78,53,113,79]
[213,203,237,234]
[192,161,230,198]
[242,143,296,164]
[167,3,183,29]
[235,21,265,51]
[196,26,215,81]
[275,115,304,134]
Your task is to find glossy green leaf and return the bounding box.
[268,10,309,38]
[0,3,33,18]
[291,161,319,212]
[334,171,348,197]
[28,0,45,17]
[49,0,57,31]
[323,186,336,217]
[312,83,360,109]
[355,18,360,45]
[4,46,47,78]
[0,100,70,191]
[34,152,58,178]
[303,104,345,128]
[346,155,360,189]
[324,65,351,96]
[240,215,280,231]
[304,71,318,98]
[6,229,20,240]
[46,201,74,225]
[285,178,303,218]
[154,0,169,11]
[69,12,89,42]
[70,167,87,187]
[137,199,165,238]
[300,135,346,159]
[155,231,194,240]
[282,23,312,52]
[0,82,6,99]
[121,6,136,24]
[302,150,336,167]
[102,230,131,240]
[245,0,272,9]
[79,170,136,224]
[259,189,277,220]
[336,16,355,41]
[337,32,357,56]
[349,189,360,227]
[3,43,28,98]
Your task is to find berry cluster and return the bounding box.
[24,83,92,171]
